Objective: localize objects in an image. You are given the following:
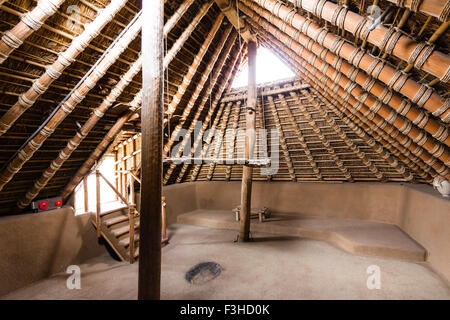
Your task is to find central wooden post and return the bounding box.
[239,41,257,242]
[139,0,164,300]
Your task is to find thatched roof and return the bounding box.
[0,0,448,215]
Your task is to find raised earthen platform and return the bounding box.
[178,210,427,261]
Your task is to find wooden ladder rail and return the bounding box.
[93,168,168,263]
[121,169,168,246]
[95,169,137,263]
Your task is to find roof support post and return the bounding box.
[138,0,164,301]
[239,40,257,242]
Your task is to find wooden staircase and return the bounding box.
[84,169,167,264]
[90,204,139,262]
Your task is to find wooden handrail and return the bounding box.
[89,169,168,263]
[96,170,101,239]
[98,171,130,205]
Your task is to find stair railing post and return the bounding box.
[162,196,168,244]
[83,176,89,213]
[96,170,101,238]
[129,174,135,263]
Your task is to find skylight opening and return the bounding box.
[231,47,295,88]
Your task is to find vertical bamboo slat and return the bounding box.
[278,93,323,180]
[267,96,297,181]
[162,26,233,158]
[184,44,245,182]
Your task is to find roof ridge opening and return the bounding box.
[231,47,295,89]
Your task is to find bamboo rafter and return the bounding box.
[165,13,224,119]
[240,0,450,127]
[0,0,127,136]
[225,101,243,181]
[309,88,420,181]
[277,92,323,180]
[163,29,236,184]
[296,90,355,182]
[0,12,143,192]
[246,16,450,171]
[263,0,450,80]
[263,37,450,179]
[61,111,139,200]
[206,102,233,180]
[162,25,233,159]
[180,43,246,183]
[0,0,66,64]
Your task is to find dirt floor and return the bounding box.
[2,224,450,300]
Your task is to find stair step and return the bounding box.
[118,233,140,247]
[100,206,128,217]
[104,215,129,227]
[111,222,139,237]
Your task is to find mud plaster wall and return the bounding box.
[0,207,103,296]
[163,181,450,281]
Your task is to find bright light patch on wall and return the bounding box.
[231,47,295,88]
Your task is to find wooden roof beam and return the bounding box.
[0,0,66,65]
[61,111,139,200]
[0,0,128,136]
[182,43,246,182]
[265,38,450,180]
[244,12,450,169]
[162,26,234,184]
[17,56,142,209]
[240,0,450,126]
[215,0,257,42]
[287,0,450,22]
[165,13,225,119]
[260,0,450,80]
[0,11,142,192]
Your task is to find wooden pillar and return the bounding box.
[239,41,257,242]
[138,0,163,300]
[83,176,89,213]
